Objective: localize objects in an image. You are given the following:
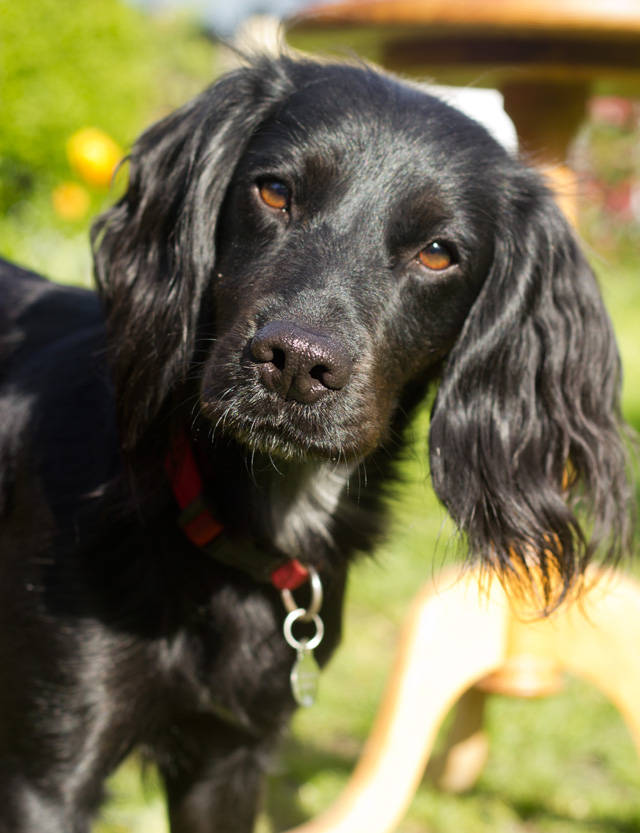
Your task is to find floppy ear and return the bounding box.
[429,172,634,607]
[92,57,294,451]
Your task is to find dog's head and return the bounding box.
[93,54,634,604]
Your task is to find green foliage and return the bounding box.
[0,0,213,200]
[0,0,215,283]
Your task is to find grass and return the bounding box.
[92,253,640,832]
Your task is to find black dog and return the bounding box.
[0,54,634,832]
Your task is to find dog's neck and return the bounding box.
[265,461,356,557]
[191,436,357,566]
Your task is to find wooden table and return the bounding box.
[288,0,640,191]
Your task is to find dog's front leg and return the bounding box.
[159,719,277,833]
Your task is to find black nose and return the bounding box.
[250,321,352,404]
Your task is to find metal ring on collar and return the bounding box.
[281,564,323,622]
[283,608,325,652]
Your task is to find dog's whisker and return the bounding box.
[267,451,284,477]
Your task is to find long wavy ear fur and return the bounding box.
[92,56,295,452]
[429,170,634,608]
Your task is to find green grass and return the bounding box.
[600,261,640,430]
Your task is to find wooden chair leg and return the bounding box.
[426,687,489,793]
[284,570,510,833]
[507,568,640,758]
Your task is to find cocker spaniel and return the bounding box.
[0,54,634,832]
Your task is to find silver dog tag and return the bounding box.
[290,641,320,707]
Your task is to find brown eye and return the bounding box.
[418,241,454,271]
[258,179,290,211]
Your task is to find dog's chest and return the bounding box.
[146,468,356,730]
[269,463,354,556]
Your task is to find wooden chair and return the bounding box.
[284,2,640,829]
[283,566,640,833]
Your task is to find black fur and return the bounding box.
[0,54,634,832]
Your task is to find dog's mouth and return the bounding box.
[200,391,384,463]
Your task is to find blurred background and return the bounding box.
[1,1,639,831]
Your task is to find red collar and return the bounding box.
[165,430,310,591]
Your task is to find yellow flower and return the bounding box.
[66,128,123,189]
[52,182,91,220]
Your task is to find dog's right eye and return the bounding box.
[258,179,290,212]
[417,241,455,272]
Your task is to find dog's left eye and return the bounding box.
[418,242,455,271]
[258,179,290,212]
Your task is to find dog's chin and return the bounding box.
[200,404,382,463]
[234,427,349,463]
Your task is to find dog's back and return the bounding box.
[0,259,117,551]
[1,259,101,367]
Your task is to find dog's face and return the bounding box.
[92,55,633,605]
[201,69,501,460]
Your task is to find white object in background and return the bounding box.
[428,85,519,153]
